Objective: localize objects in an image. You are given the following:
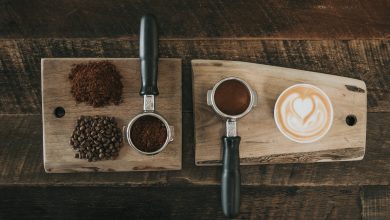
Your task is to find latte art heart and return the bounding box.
[275,84,333,143]
[292,98,313,120]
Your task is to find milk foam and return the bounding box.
[275,84,333,143]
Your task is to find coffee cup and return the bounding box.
[274,84,333,143]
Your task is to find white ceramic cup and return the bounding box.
[274,84,333,143]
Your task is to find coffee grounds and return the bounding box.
[69,61,123,107]
[130,115,167,153]
[214,79,251,116]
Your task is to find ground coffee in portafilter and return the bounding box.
[130,115,168,153]
[69,61,123,107]
[70,115,122,162]
[214,79,251,116]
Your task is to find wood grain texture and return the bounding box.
[193,60,366,165]
[0,186,362,219]
[0,0,389,38]
[362,186,390,220]
[0,39,389,114]
[42,58,182,172]
[0,113,389,186]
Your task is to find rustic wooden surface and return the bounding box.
[0,0,389,39]
[0,186,366,219]
[42,58,182,172]
[193,60,366,165]
[0,0,389,219]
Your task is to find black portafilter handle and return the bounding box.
[139,14,159,96]
[221,136,241,218]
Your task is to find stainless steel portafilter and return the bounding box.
[207,77,257,218]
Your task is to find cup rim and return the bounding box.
[126,112,171,155]
[274,83,334,143]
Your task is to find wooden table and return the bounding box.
[0,1,389,219]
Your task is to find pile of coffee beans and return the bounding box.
[69,61,123,107]
[70,115,122,162]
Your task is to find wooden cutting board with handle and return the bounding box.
[192,60,367,166]
[42,58,182,173]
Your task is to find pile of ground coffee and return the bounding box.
[70,115,122,162]
[69,61,123,107]
[130,115,167,153]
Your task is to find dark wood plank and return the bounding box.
[0,186,362,219]
[0,39,389,114]
[0,0,389,38]
[0,112,389,186]
[362,186,390,220]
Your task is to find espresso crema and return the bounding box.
[274,84,333,143]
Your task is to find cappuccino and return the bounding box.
[274,84,333,143]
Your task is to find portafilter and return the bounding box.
[124,14,174,155]
[207,77,257,218]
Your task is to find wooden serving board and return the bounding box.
[42,58,182,173]
[192,60,367,166]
